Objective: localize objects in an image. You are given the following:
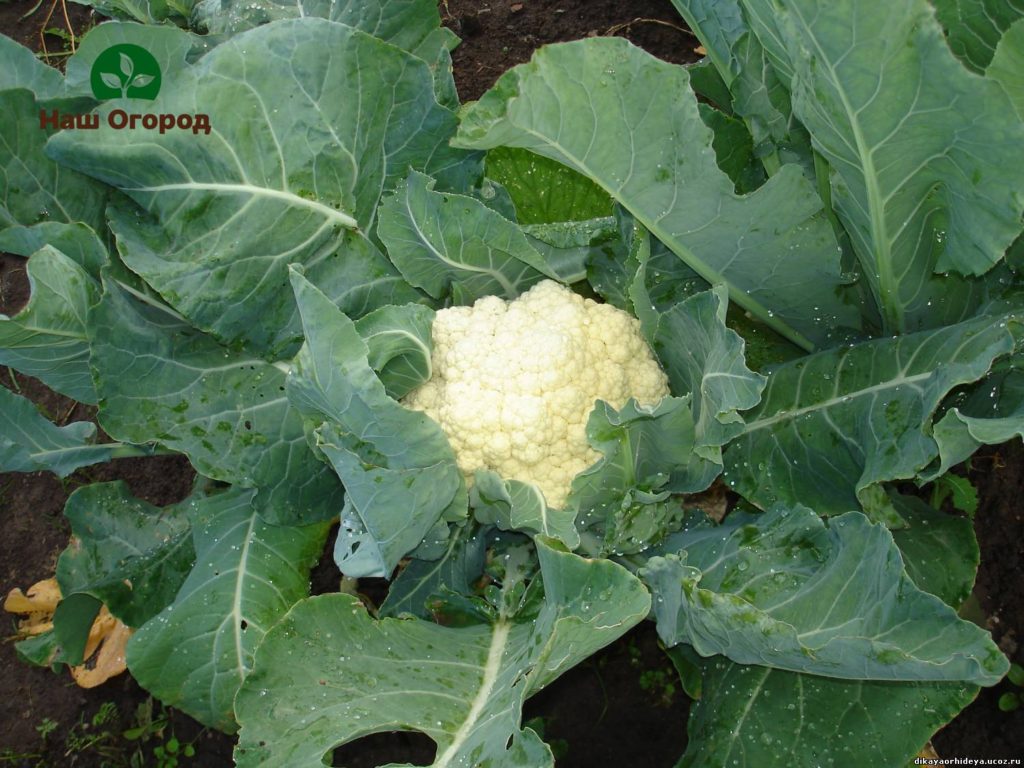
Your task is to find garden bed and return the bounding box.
[1,0,1022,765]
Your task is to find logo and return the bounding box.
[90,44,161,100]
[43,43,210,135]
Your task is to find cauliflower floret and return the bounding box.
[402,280,669,507]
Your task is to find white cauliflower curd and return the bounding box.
[402,280,669,507]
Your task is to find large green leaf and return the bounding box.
[288,270,465,578]
[56,481,195,627]
[743,0,1024,333]
[454,37,859,351]
[0,386,115,477]
[643,505,1007,685]
[723,314,1018,521]
[931,0,1024,72]
[678,657,976,768]
[0,36,65,98]
[988,18,1024,121]
[0,246,99,403]
[0,90,107,234]
[127,486,330,732]
[90,277,341,525]
[234,539,650,767]
[378,170,558,303]
[47,19,474,356]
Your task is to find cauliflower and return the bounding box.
[402,280,669,507]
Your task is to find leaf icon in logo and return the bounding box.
[100,72,123,89]
[119,52,134,78]
[130,74,154,89]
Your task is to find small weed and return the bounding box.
[626,638,677,707]
[998,662,1024,712]
[35,717,58,740]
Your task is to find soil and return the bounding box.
[0,0,1021,766]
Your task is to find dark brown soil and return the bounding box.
[443,0,700,101]
[1,0,1021,766]
[932,442,1024,760]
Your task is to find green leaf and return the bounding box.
[643,505,1007,685]
[641,284,766,461]
[288,270,466,578]
[127,486,330,733]
[379,523,488,619]
[678,657,976,768]
[989,19,1024,120]
[697,103,766,195]
[234,539,650,767]
[454,38,859,351]
[52,593,101,666]
[889,493,978,609]
[0,386,115,477]
[672,0,809,166]
[0,35,65,98]
[0,90,107,235]
[523,217,620,285]
[55,481,195,628]
[932,0,1024,73]
[378,169,558,303]
[354,303,435,400]
[472,470,580,549]
[748,0,1024,333]
[90,277,341,525]
[47,19,474,356]
[0,247,99,403]
[929,473,980,518]
[485,146,613,225]
[0,222,108,277]
[724,314,1018,519]
[930,363,1024,480]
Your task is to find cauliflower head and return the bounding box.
[402,280,669,507]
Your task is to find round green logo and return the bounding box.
[90,44,162,100]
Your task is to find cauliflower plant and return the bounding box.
[402,280,669,507]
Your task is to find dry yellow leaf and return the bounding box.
[4,578,61,636]
[4,577,132,688]
[694,44,707,56]
[71,609,132,689]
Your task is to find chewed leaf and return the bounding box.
[0,246,100,403]
[0,386,114,478]
[455,37,859,350]
[235,540,649,767]
[100,71,122,89]
[724,314,1018,519]
[127,487,330,732]
[643,505,1008,685]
